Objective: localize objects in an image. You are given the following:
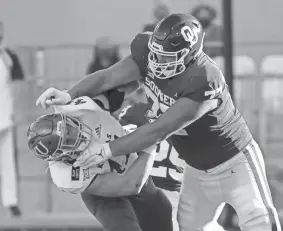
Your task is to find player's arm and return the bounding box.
[94,69,225,159]
[85,149,155,197]
[67,55,141,99]
[107,97,219,157]
[73,96,219,167]
[36,33,150,109]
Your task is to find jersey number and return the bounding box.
[151,141,185,181]
[144,86,161,122]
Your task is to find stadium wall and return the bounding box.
[0,0,282,48]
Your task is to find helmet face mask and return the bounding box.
[148,40,190,79]
[148,13,204,79]
[27,114,92,165]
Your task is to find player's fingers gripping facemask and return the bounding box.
[148,13,204,79]
[27,113,92,165]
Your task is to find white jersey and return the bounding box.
[48,96,138,194]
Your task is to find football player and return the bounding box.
[115,85,183,230]
[116,85,228,231]
[36,13,281,231]
[28,96,173,231]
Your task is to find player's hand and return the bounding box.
[73,143,112,168]
[36,87,71,110]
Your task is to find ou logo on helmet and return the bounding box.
[181,25,200,46]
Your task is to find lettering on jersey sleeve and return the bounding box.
[97,163,104,169]
[204,85,223,99]
[68,98,87,105]
[71,166,80,181]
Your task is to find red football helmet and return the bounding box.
[27,113,92,165]
[148,13,204,79]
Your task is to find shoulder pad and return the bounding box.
[180,55,225,101]
[130,32,152,76]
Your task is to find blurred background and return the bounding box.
[0,0,283,230]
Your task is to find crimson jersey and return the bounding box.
[119,103,185,192]
[130,32,253,170]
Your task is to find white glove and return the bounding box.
[73,143,112,168]
[36,87,71,109]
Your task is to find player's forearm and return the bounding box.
[67,56,141,100]
[86,153,154,197]
[123,152,155,194]
[100,153,154,197]
[85,174,133,197]
[109,122,165,157]
[67,69,109,100]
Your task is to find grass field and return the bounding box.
[0,213,102,231]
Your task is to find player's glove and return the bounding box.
[73,142,112,168]
[36,87,71,109]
